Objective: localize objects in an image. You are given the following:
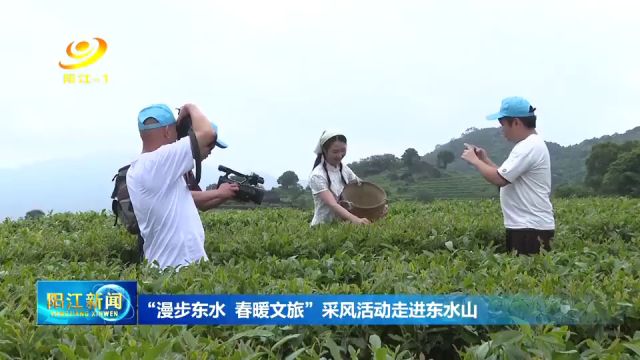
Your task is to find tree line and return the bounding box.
[555,140,640,197]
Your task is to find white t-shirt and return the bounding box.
[308,160,360,226]
[498,133,555,230]
[126,137,207,270]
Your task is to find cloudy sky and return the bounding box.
[0,0,638,218]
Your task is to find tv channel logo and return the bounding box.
[59,37,109,85]
[37,280,137,325]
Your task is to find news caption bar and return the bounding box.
[37,281,578,326]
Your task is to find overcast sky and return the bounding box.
[1,0,639,218]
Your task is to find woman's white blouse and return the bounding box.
[308,161,359,226]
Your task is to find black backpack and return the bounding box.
[110,165,140,235]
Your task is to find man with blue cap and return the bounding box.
[461,96,555,255]
[126,103,239,270]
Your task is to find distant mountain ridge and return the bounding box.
[3,126,639,219]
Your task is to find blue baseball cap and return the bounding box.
[138,104,176,131]
[210,121,228,149]
[486,96,536,120]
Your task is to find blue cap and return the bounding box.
[138,104,176,131]
[486,96,536,120]
[210,121,228,149]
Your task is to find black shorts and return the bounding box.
[505,228,555,255]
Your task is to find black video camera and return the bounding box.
[217,165,265,205]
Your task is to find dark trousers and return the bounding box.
[137,234,145,263]
[505,228,555,255]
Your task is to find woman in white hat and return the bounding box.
[308,131,372,226]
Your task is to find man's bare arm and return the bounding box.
[191,183,239,211]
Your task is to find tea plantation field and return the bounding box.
[1,198,639,359]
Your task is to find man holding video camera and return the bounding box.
[126,103,238,270]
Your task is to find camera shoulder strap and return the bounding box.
[188,128,201,184]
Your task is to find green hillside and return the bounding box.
[365,171,498,201]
